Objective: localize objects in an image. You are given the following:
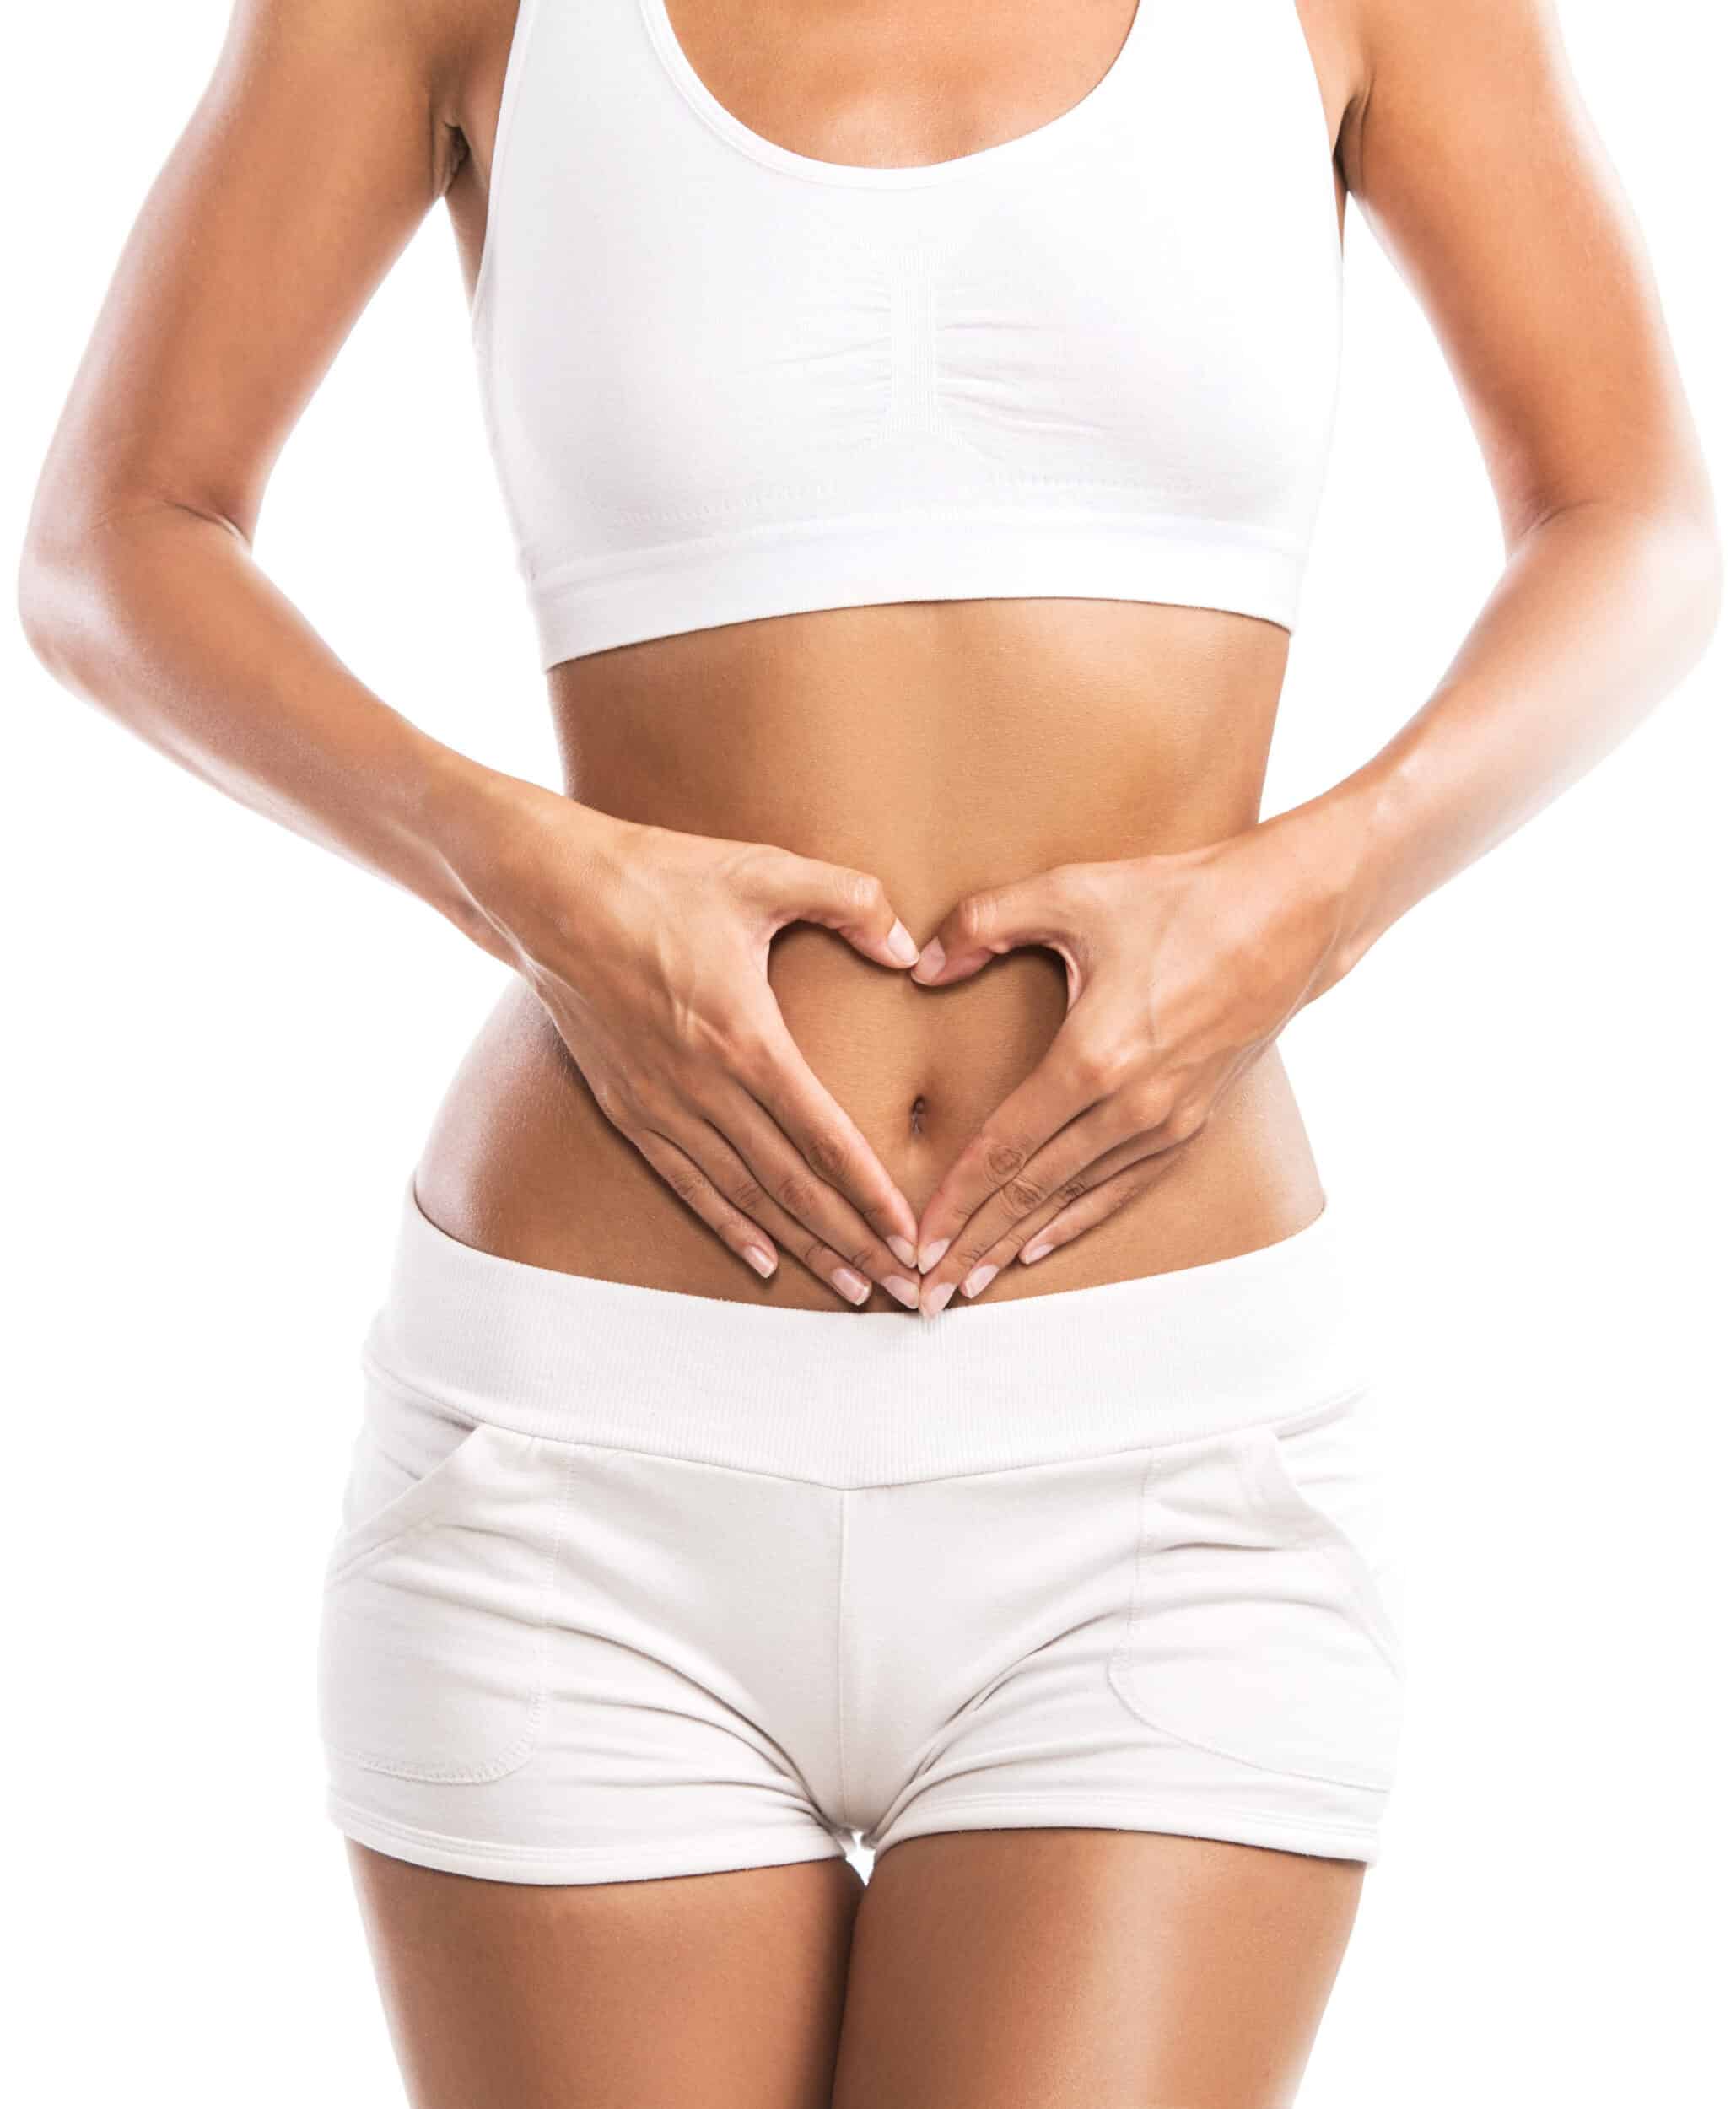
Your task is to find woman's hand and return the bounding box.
[905,807,1363,1315]
[450,779,924,1308]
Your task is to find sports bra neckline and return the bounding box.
[471,0,1345,666]
[637,0,1159,191]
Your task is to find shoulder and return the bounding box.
[1329,0,1577,188]
[210,0,518,162]
[218,0,499,99]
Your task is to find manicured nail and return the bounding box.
[918,1238,952,1273]
[962,1262,999,1299]
[745,1247,777,1278]
[883,1276,920,1310]
[832,1267,871,1306]
[913,940,946,982]
[920,1280,956,1319]
[888,1234,919,1269]
[887,920,919,967]
[1019,1241,1053,1266]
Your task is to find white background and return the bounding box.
[4,2,1730,2101]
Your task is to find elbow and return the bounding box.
[16,496,105,693]
[1550,489,1726,677]
[17,483,169,699]
[1691,515,1725,650]
[1660,499,1725,675]
[20,477,249,694]
[1629,501,1724,707]
[1645,447,1725,661]
[17,531,66,680]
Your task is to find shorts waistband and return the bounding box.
[367,1183,1368,1488]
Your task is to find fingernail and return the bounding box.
[883,1276,920,1310]
[1019,1241,1053,1266]
[887,1234,919,1269]
[887,920,919,967]
[912,940,946,982]
[832,1267,871,1306]
[918,1238,952,1273]
[745,1246,777,1277]
[962,1262,999,1299]
[920,1280,956,1319]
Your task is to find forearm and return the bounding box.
[1299,496,1723,974]
[19,499,569,963]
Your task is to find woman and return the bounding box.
[18,0,1718,2098]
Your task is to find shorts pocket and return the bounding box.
[1108,1399,1404,1792]
[318,1371,575,1785]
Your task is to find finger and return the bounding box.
[910,867,1083,990]
[768,853,919,970]
[639,1106,913,1309]
[737,1008,921,1263]
[913,1092,1160,1312]
[1005,1101,1213,1271]
[709,1078,921,1307]
[910,1028,1119,1284]
[628,1129,782,1284]
[929,1125,1203,1310]
[1016,1152,1185,1267]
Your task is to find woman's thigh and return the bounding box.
[832,1829,1364,2109]
[348,1842,865,2109]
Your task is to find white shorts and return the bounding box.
[319,1188,1404,1885]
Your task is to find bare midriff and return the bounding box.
[414,596,1327,1310]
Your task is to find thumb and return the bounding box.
[771,854,920,969]
[911,868,1081,988]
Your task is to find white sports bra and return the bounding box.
[472,0,1344,667]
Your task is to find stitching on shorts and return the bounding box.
[873,1789,1381,1847]
[1108,1669,1399,1793]
[327,1795,849,1869]
[834,1490,852,1824]
[331,1382,1372,1492]
[324,1423,494,1587]
[1237,1421,1406,1678]
[1104,1424,1401,1793]
[330,1439,580,1787]
[1108,1444,1162,1707]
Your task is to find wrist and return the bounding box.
[414,744,632,966]
[1261,770,1409,989]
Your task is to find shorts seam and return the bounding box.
[328,1795,849,1878]
[326,1440,580,1786]
[872,1791,1381,1857]
[359,1346,483,1427]
[337,1385,1372,1493]
[834,1490,852,1822]
[1107,1621,1399,1794]
[1237,1422,1406,1677]
[1108,1444,1162,1709]
[1106,1416,1400,1794]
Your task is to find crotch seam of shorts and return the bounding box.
[833,1489,852,1824]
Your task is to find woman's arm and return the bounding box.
[1311,0,1722,955]
[903,0,1721,1310]
[18,0,923,1304]
[19,0,482,914]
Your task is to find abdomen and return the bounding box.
[415,597,1326,1305]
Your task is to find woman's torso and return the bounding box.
[418,0,1354,1310]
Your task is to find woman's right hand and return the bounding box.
[446,776,923,1308]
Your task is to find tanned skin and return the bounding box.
[20,0,1718,2101]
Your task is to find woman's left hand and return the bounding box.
[906,807,1363,1314]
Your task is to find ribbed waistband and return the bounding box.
[366,1184,1368,1488]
